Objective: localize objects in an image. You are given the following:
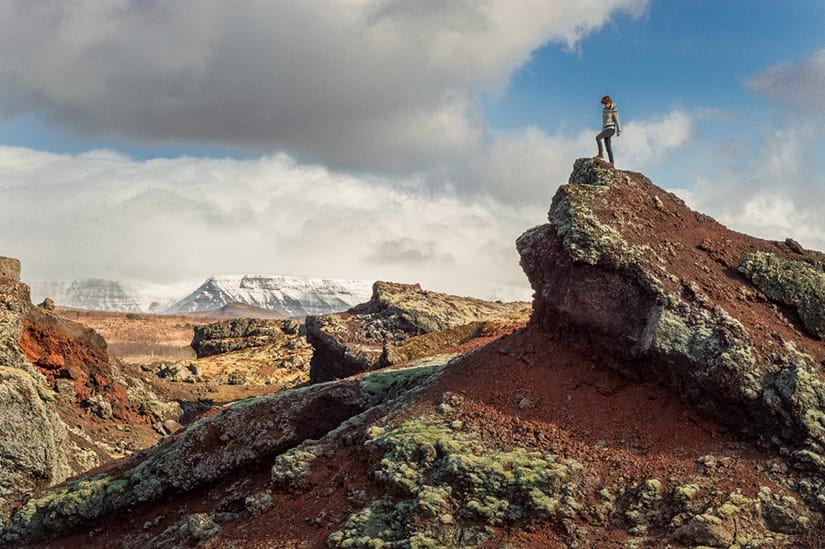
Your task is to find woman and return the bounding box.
[594,95,621,165]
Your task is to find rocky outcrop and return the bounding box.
[2,359,447,544]
[20,306,135,419]
[191,318,292,358]
[517,157,825,479]
[739,251,825,339]
[306,281,530,382]
[0,257,72,521]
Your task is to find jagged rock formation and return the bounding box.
[166,274,373,316]
[306,281,530,382]
[20,306,133,418]
[0,257,72,521]
[4,160,825,547]
[179,317,312,386]
[191,318,297,358]
[517,158,825,480]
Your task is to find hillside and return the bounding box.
[3,158,825,548]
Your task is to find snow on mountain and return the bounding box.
[165,275,373,317]
[29,279,145,312]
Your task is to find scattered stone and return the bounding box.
[517,397,534,410]
[38,298,55,311]
[245,491,273,516]
[785,238,805,255]
[84,394,113,420]
[184,513,220,540]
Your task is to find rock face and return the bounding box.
[191,318,291,358]
[739,251,825,339]
[20,306,134,418]
[0,258,72,520]
[0,257,20,282]
[166,274,373,316]
[306,281,530,382]
[517,157,825,477]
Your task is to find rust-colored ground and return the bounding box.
[46,322,801,549]
[593,172,825,367]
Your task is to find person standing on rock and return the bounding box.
[594,95,621,165]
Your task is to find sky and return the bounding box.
[0,0,823,301]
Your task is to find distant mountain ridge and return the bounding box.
[164,275,373,317]
[30,279,145,313]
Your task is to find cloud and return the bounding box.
[748,48,825,110]
[675,118,825,252]
[0,106,693,301]
[477,110,693,204]
[365,238,454,266]
[0,144,538,300]
[0,0,647,173]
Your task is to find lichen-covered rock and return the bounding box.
[0,367,72,519]
[1,358,450,545]
[329,416,584,547]
[191,318,290,358]
[0,268,73,520]
[568,157,625,187]
[517,158,825,480]
[0,257,20,282]
[307,281,529,382]
[739,251,825,339]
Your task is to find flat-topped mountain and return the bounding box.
[165,274,373,317]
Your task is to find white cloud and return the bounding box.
[748,48,825,110]
[0,0,647,172]
[0,107,694,300]
[677,119,825,252]
[0,145,539,300]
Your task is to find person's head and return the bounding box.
[601,95,613,108]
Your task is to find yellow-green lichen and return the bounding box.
[328,416,583,548]
[739,252,825,339]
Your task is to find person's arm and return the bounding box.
[614,110,621,136]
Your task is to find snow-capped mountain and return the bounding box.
[165,275,373,317]
[30,279,145,312]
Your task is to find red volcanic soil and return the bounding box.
[594,175,825,366]
[50,324,798,548]
[19,307,135,420]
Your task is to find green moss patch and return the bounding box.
[328,417,583,547]
[739,252,825,339]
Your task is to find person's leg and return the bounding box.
[595,131,605,158]
[605,133,614,164]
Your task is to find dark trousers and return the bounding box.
[596,128,615,164]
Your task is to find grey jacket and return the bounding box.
[602,104,621,134]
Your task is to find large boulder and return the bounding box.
[517,157,825,474]
[0,262,72,520]
[191,318,288,358]
[20,305,132,418]
[306,281,529,382]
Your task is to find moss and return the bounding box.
[358,363,444,405]
[271,441,325,490]
[329,416,583,548]
[548,185,646,267]
[739,252,825,339]
[674,484,700,502]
